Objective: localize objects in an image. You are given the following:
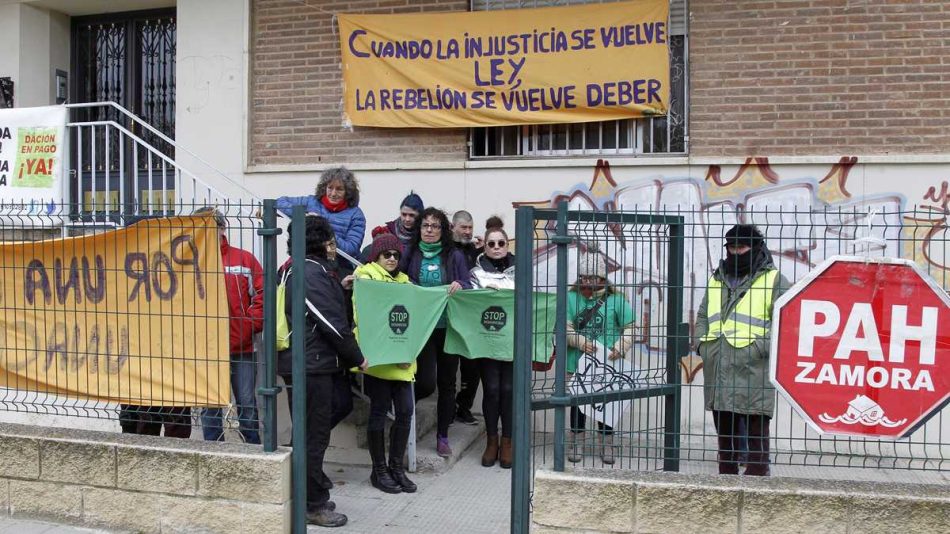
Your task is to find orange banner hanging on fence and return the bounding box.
[0,216,230,406]
[338,0,670,128]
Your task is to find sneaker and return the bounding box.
[436,435,453,458]
[455,408,478,425]
[306,509,348,527]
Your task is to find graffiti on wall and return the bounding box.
[515,157,950,382]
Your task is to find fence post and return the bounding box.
[552,201,570,472]
[257,199,281,453]
[512,205,535,534]
[290,206,307,533]
[663,217,686,472]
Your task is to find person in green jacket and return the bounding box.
[351,233,418,494]
[696,224,789,476]
[564,248,636,465]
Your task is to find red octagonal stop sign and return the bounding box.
[770,256,950,438]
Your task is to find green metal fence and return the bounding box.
[0,199,281,450]
[512,201,950,532]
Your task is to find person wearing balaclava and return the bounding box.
[695,224,790,476]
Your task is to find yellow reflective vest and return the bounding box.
[700,269,779,348]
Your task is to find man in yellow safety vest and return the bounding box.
[696,224,789,476]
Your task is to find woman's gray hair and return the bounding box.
[314,167,360,207]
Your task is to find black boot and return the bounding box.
[368,430,401,494]
[388,425,417,493]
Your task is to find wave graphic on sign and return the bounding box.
[818,394,907,428]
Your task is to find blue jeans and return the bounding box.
[202,355,260,444]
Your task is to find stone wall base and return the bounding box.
[0,422,291,533]
[533,468,949,534]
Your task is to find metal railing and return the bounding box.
[65,101,261,226]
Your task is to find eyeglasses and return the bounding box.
[381,250,401,260]
[422,223,442,231]
[487,240,507,249]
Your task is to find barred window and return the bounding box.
[469,0,687,158]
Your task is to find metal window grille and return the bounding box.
[470,0,688,158]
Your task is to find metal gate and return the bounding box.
[511,202,687,532]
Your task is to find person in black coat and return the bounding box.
[278,215,368,528]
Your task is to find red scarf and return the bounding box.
[321,195,347,213]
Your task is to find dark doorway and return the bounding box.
[71,9,176,218]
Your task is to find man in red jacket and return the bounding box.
[198,208,265,444]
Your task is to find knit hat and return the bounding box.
[400,191,424,214]
[724,224,765,248]
[368,233,402,262]
[577,249,608,279]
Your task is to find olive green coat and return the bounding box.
[695,257,790,416]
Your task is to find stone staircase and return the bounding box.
[274,381,486,474]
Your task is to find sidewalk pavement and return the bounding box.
[0,432,512,534]
[318,438,511,533]
[0,518,111,534]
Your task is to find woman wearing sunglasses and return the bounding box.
[351,233,417,495]
[399,207,472,458]
[564,248,636,465]
[470,217,516,468]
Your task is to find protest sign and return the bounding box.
[445,289,556,361]
[353,279,449,366]
[568,347,639,429]
[338,0,669,127]
[0,106,66,215]
[0,216,230,406]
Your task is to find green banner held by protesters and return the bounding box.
[445,290,557,361]
[353,279,449,366]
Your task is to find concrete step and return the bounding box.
[325,414,486,474]
[347,395,438,450]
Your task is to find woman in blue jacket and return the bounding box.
[276,167,366,270]
[399,207,471,458]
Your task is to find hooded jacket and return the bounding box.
[277,256,366,376]
[221,236,264,354]
[470,252,515,290]
[695,246,790,416]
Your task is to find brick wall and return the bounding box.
[249,0,469,166]
[689,0,950,157]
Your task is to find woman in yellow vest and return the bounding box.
[350,233,418,494]
[696,224,789,476]
[564,248,636,465]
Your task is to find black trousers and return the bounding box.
[414,328,459,437]
[364,375,413,433]
[479,358,512,438]
[282,373,334,510]
[284,371,352,430]
[119,406,191,438]
[456,357,480,413]
[712,410,771,476]
[570,406,613,436]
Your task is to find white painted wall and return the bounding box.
[174,0,250,197]
[0,5,22,89]
[0,3,70,108]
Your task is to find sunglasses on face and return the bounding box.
[487,240,507,249]
[380,250,401,260]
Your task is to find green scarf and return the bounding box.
[419,240,443,259]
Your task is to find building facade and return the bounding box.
[1,0,948,450]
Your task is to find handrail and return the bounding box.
[66,101,262,201]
